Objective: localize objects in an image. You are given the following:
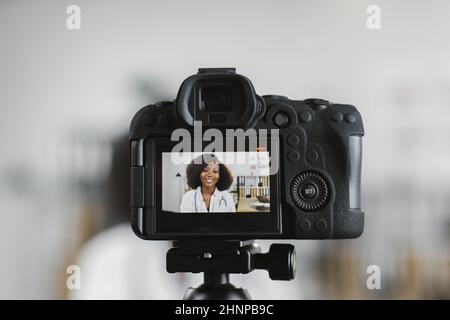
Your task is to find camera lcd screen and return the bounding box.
[162,152,271,213]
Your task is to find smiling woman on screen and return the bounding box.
[179,154,236,213]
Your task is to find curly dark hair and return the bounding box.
[186,154,234,191]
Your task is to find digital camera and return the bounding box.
[130,68,364,240]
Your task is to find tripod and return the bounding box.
[166,240,296,300]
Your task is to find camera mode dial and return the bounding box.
[290,172,329,211]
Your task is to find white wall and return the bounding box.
[162,154,187,212]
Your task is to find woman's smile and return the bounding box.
[180,154,235,213]
[200,162,220,188]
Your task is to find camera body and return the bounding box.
[130,68,364,240]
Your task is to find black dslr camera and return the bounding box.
[130,68,364,241]
[130,68,364,298]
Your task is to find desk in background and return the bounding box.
[236,198,270,213]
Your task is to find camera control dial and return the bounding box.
[290,172,329,211]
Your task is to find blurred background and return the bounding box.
[1,0,449,299]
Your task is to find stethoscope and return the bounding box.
[194,188,227,212]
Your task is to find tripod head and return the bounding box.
[166,240,296,300]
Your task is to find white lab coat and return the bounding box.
[179,186,236,212]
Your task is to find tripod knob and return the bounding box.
[268,244,296,280]
[255,244,296,280]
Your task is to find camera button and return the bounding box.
[316,219,328,232]
[345,113,357,123]
[330,111,344,122]
[307,150,319,162]
[273,111,290,128]
[287,135,300,146]
[299,111,312,123]
[300,183,317,200]
[305,98,329,111]
[290,172,329,211]
[263,95,290,101]
[305,98,329,105]
[299,219,312,232]
[288,150,300,162]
